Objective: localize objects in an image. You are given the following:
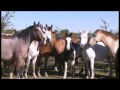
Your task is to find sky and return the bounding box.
[1,11,119,33]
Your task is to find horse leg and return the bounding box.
[58,56,62,75]
[71,60,75,78]
[71,51,76,78]
[107,56,112,76]
[16,58,25,79]
[9,61,16,79]
[24,56,31,79]
[2,61,7,75]
[54,56,58,71]
[32,56,37,78]
[89,58,94,79]
[63,61,67,79]
[44,56,49,76]
[36,56,42,77]
[83,59,90,79]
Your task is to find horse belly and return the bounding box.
[93,45,108,61]
[1,46,13,60]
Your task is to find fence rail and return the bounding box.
[1,33,14,36]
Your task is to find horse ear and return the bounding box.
[34,21,36,25]
[37,22,40,26]
[79,30,82,34]
[51,25,53,28]
[86,31,88,34]
[70,33,73,37]
[46,24,48,27]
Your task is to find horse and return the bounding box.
[1,30,18,76]
[24,24,52,78]
[52,32,79,79]
[80,31,111,79]
[1,21,46,79]
[89,29,119,78]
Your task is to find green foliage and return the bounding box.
[1,11,15,31]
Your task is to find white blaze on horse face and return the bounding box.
[45,30,52,42]
[37,27,47,45]
[80,31,88,47]
[66,37,72,50]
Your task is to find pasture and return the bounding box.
[1,57,116,79]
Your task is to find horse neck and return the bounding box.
[52,36,66,54]
[101,33,119,56]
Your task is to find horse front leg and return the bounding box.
[89,58,94,79]
[54,56,58,71]
[36,56,42,77]
[71,60,75,78]
[24,56,31,79]
[63,61,67,79]
[44,56,49,76]
[32,56,38,78]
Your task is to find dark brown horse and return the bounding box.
[1,22,46,79]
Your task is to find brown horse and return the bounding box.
[89,29,119,78]
[36,24,54,77]
[1,22,46,79]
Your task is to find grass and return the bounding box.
[1,57,116,79]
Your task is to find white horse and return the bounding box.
[24,24,52,78]
[80,31,112,79]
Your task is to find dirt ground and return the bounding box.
[1,57,116,79]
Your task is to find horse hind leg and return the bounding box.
[16,59,25,79]
[9,61,16,79]
[44,56,49,76]
[107,56,113,76]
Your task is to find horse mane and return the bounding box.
[17,25,34,39]
[95,29,119,40]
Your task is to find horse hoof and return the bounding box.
[45,73,48,77]
[33,75,37,78]
[55,67,58,71]
[86,76,89,79]
[90,77,94,79]
[10,77,13,79]
[38,74,41,77]
[62,77,66,79]
[25,77,28,79]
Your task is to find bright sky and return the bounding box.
[1,11,119,33]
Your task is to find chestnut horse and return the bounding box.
[89,29,119,78]
[1,22,46,79]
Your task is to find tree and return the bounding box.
[100,18,109,31]
[1,11,15,31]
